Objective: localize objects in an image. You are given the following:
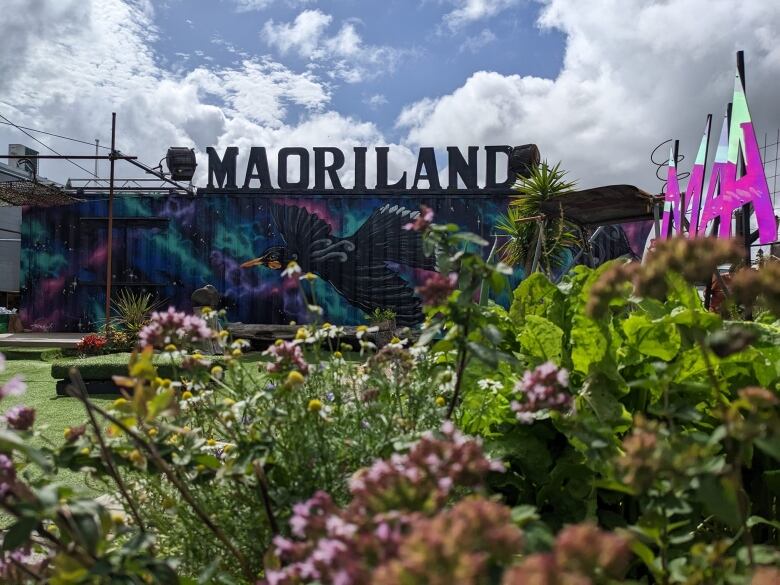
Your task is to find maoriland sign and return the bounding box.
[205,145,538,193]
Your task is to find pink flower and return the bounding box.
[138,307,213,349]
[415,272,458,306]
[403,205,434,232]
[4,405,35,430]
[0,454,16,497]
[264,341,310,375]
[512,361,572,423]
[0,375,26,399]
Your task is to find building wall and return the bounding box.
[20,193,650,332]
[0,207,21,294]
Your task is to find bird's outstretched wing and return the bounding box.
[271,204,334,265]
[350,204,437,270]
[326,262,423,326]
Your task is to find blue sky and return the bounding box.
[1,1,779,192]
[153,0,565,142]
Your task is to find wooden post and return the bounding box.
[104,113,116,335]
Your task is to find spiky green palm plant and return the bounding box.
[112,289,165,337]
[496,161,579,272]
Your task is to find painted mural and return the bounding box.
[20,195,500,331]
[20,193,651,332]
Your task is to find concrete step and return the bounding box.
[0,333,83,349]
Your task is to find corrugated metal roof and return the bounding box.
[539,184,662,227]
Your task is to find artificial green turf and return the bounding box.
[50,352,232,380]
[1,359,114,496]
[1,346,63,361]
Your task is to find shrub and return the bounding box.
[75,332,107,355]
[112,289,165,338]
[0,225,778,585]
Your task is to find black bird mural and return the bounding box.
[240,204,436,326]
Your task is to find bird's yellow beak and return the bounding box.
[240,256,266,269]
[240,255,282,270]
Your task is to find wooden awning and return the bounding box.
[539,184,661,228]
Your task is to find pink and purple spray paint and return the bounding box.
[661,61,777,245]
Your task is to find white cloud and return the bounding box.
[0,0,374,186]
[262,10,409,83]
[441,0,521,32]
[364,94,389,109]
[459,28,497,53]
[400,0,780,191]
[262,10,333,58]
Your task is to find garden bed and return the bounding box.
[51,352,232,396]
[0,346,64,361]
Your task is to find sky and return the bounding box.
[1,0,780,193]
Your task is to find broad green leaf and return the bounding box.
[193,453,221,470]
[755,437,780,461]
[509,272,564,328]
[581,383,632,432]
[623,314,681,361]
[518,315,563,362]
[571,314,607,374]
[3,516,37,551]
[747,515,780,531]
[147,388,175,420]
[697,475,741,530]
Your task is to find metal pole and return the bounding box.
[105,113,116,336]
[95,139,99,178]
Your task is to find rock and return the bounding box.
[191,284,220,308]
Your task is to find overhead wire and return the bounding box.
[0,120,110,150]
[0,114,189,191]
[0,112,98,178]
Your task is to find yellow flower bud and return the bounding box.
[333,351,343,359]
[295,327,308,340]
[159,378,172,389]
[435,396,446,407]
[390,337,401,344]
[182,391,193,400]
[113,397,128,408]
[232,348,242,357]
[129,449,144,464]
[218,329,230,339]
[211,365,224,378]
[110,511,125,525]
[223,397,236,406]
[207,438,217,446]
[192,352,204,360]
[148,427,158,437]
[164,344,177,352]
[80,447,90,455]
[307,399,323,412]
[286,371,305,387]
[275,339,284,346]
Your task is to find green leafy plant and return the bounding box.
[496,161,579,272]
[112,289,165,338]
[1,230,779,585]
[365,307,396,325]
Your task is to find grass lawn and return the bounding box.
[1,360,116,524]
